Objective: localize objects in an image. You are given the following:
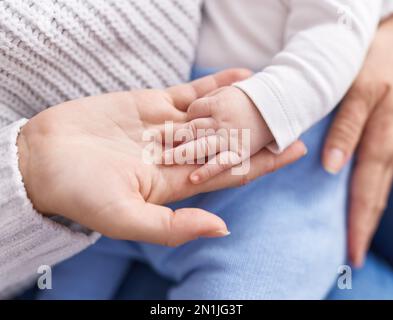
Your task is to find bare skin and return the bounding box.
[163,86,274,184]
[323,17,393,267]
[18,69,307,247]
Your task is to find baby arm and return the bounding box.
[165,0,385,184]
[163,86,274,183]
[235,0,384,152]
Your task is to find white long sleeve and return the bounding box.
[234,0,384,152]
[197,0,390,152]
[0,115,100,298]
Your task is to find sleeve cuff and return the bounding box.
[234,74,299,153]
[0,119,100,298]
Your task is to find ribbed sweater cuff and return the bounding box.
[0,119,100,298]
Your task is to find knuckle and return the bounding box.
[351,193,387,217]
[349,77,376,104]
[328,113,362,148]
[351,195,373,215]
[340,106,364,130]
[357,144,390,166]
[373,116,393,144]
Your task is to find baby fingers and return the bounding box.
[190,151,243,184]
[158,118,217,147]
[163,134,228,165]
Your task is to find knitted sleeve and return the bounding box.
[0,107,99,299]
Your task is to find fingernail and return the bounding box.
[325,148,345,175]
[303,147,308,156]
[190,174,201,184]
[217,230,231,236]
[204,230,231,238]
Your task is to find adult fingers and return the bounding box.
[162,141,307,206]
[348,158,393,268]
[198,141,308,192]
[166,69,252,111]
[105,200,229,247]
[323,80,388,174]
[348,93,393,267]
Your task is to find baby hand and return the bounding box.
[163,86,274,184]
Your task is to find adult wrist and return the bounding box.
[17,121,49,216]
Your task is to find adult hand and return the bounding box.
[323,17,393,267]
[18,69,307,247]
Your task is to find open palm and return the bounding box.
[19,70,306,246]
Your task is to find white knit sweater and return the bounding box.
[0,0,201,298]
